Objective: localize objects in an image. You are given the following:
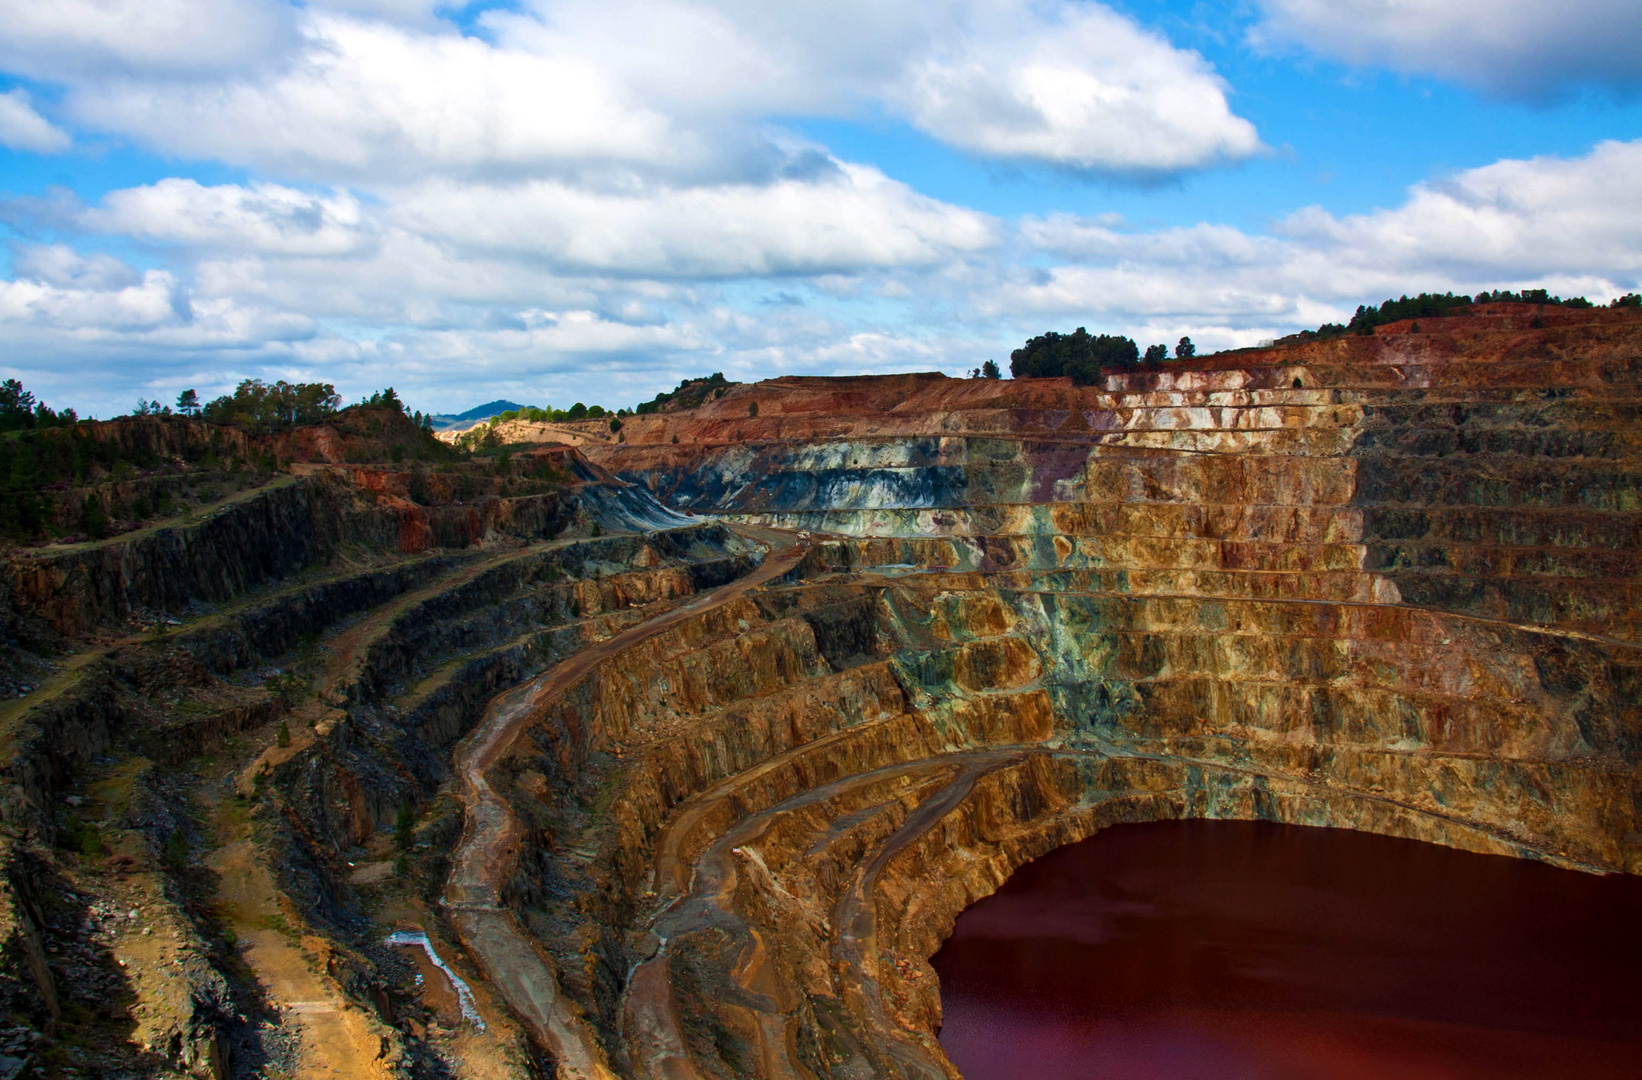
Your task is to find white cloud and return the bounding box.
[79,179,371,256]
[1003,139,1642,337]
[12,139,1642,412]
[65,13,696,182]
[29,155,990,328]
[0,0,1260,412]
[485,0,1261,172]
[186,235,605,321]
[26,2,1257,180]
[0,268,186,331]
[0,89,69,153]
[10,244,140,290]
[0,0,296,80]
[310,0,446,26]
[1253,0,1642,98]
[2,0,1636,422]
[894,1,1261,171]
[0,246,312,348]
[388,164,997,277]
[397,311,709,362]
[1279,140,1642,277]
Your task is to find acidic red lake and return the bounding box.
[931,819,1642,1080]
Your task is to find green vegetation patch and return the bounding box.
[1280,289,1635,344]
[634,372,737,415]
[1010,330,1194,383]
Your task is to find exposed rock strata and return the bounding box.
[0,304,1636,1079]
[511,303,1638,1078]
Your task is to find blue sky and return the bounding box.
[1,0,1641,417]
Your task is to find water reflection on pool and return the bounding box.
[931,820,1642,1080]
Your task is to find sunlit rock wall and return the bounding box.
[513,305,1642,1078]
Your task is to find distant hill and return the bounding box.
[427,399,524,431]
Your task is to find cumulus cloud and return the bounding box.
[0,245,318,353]
[27,2,1257,180]
[0,267,187,332]
[79,180,371,256]
[0,89,70,153]
[10,244,140,290]
[3,3,1636,416]
[487,0,1262,172]
[1253,0,1642,98]
[894,2,1260,171]
[1279,140,1642,278]
[396,311,709,365]
[65,13,697,183]
[388,164,997,277]
[1005,139,1642,339]
[14,138,1641,414]
[0,0,297,80]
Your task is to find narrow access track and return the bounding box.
[444,526,805,1079]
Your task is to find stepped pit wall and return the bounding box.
[0,420,737,815]
[271,529,765,855]
[525,309,1642,1077]
[0,518,754,1072]
[2,450,702,645]
[0,307,1636,1079]
[0,405,760,1078]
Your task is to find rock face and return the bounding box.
[0,303,1636,1080]
[509,302,1636,1078]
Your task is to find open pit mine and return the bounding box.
[0,301,1638,1080]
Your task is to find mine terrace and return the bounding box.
[0,300,1638,1079]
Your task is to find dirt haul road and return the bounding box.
[444,527,804,1079]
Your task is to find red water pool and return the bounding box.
[931,819,1642,1080]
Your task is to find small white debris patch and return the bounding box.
[387,930,486,1031]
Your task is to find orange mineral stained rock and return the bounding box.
[539,303,1637,1077]
[0,303,1636,1079]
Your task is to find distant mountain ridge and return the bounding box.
[427,399,523,431]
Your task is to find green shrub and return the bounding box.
[1010,328,1139,384]
[80,494,108,539]
[634,372,736,415]
[394,806,415,851]
[58,817,106,858]
[202,379,341,434]
[165,827,188,869]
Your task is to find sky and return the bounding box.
[1,0,1641,418]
